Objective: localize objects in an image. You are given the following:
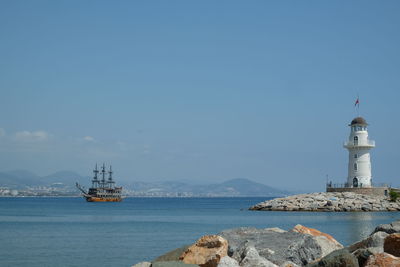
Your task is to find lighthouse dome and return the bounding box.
[350,117,368,126]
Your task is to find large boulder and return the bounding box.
[306,249,359,267]
[372,220,400,234]
[220,227,324,266]
[383,233,400,257]
[364,252,400,267]
[180,235,228,267]
[348,231,389,253]
[292,225,343,257]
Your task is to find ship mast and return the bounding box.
[101,163,106,188]
[108,165,115,188]
[92,163,99,188]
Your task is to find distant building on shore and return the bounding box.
[327,116,389,196]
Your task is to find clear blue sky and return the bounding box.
[1,1,399,191]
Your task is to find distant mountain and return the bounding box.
[0,170,88,189]
[0,170,43,188]
[0,170,288,197]
[43,171,88,185]
[123,178,288,197]
[200,178,287,197]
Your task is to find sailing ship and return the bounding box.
[76,164,123,202]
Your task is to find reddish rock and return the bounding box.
[384,233,400,257]
[292,224,341,246]
[365,252,400,267]
[180,235,228,267]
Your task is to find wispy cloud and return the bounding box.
[83,136,95,142]
[15,130,49,142]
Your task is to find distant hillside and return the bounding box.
[0,170,44,188]
[123,178,288,197]
[0,170,88,189]
[200,178,287,197]
[43,171,88,185]
[0,170,288,197]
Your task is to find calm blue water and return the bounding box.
[1,197,399,267]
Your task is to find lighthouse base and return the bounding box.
[326,185,389,197]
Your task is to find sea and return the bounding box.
[1,197,399,267]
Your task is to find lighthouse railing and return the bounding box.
[326,182,389,188]
[343,140,375,147]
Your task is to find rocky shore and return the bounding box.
[249,192,400,212]
[132,220,400,267]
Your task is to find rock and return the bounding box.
[292,225,343,257]
[373,220,400,234]
[364,252,400,267]
[306,248,359,267]
[240,245,278,267]
[154,245,190,262]
[220,227,323,266]
[180,235,228,267]
[131,262,151,267]
[348,231,389,253]
[152,261,199,267]
[352,248,375,267]
[217,256,240,267]
[383,233,400,257]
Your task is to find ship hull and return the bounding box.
[85,196,122,202]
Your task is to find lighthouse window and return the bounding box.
[354,163,358,171]
[354,136,358,145]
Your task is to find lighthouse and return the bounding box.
[343,117,375,188]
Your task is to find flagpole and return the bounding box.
[354,94,360,117]
[357,93,359,117]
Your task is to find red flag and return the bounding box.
[354,98,359,107]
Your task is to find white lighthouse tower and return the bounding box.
[343,117,375,188]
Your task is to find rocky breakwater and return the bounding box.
[132,224,343,267]
[249,192,400,212]
[133,220,400,267]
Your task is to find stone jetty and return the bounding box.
[132,220,400,267]
[249,192,400,212]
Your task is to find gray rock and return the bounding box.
[152,261,199,267]
[153,245,190,262]
[372,219,400,234]
[313,236,343,257]
[217,256,240,267]
[131,262,151,267]
[348,231,388,253]
[306,248,359,267]
[219,227,322,266]
[352,248,379,267]
[240,245,278,267]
